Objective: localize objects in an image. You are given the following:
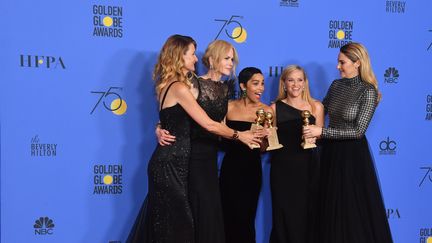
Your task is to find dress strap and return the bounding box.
[160,81,180,110]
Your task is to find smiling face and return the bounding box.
[241,73,265,103]
[182,43,198,73]
[284,69,305,99]
[337,52,359,78]
[214,48,234,76]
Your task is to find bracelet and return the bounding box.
[156,122,161,128]
[232,130,239,140]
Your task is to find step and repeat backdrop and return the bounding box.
[1,0,432,242]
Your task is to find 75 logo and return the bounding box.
[214,15,247,43]
[90,86,127,115]
[428,29,432,51]
[419,166,432,187]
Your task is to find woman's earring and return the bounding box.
[241,89,247,99]
[283,85,287,92]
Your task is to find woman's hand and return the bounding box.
[156,126,176,146]
[303,125,322,139]
[238,130,265,149]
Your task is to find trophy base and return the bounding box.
[266,144,283,151]
[301,142,317,149]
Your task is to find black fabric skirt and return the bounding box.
[318,137,393,243]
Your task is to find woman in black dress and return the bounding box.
[127,35,260,243]
[269,65,324,243]
[304,42,393,243]
[156,40,251,243]
[219,67,272,243]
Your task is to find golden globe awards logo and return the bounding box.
[214,15,247,44]
[386,1,406,13]
[34,217,55,235]
[93,164,123,194]
[280,0,299,7]
[20,55,65,69]
[328,20,354,48]
[426,95,432,120]
[419,228,432,243]
[31,135,57,157]
[93,5,123,38]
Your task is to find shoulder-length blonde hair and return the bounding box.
[153,34,196,97]
[275,65,316,113]
[202,40,239,78]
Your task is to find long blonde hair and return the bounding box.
[275,65,316,113]
[153,34,196,97]
[340,42,379,92]
[202,40,239,78]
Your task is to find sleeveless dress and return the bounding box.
[188,77,229,243]
[127,81,194,243]
[319,76,393,243]
[269,101,320,243]
[219,120,262,243]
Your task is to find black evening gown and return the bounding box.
[219,120,262,243]
[269,101,320,243]
[188,77,229,243]
[319,76,393,243]
[127,81,194,243]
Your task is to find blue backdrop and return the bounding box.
[1,0,432,242]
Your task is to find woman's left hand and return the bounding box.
[303,125,322,139]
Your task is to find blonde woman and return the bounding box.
[304,42,393,242]
[127,35,260,243]
[269,65,324,243]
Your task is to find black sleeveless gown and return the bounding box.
[219,120,262,243]
[188,77,228,243]
[127,82,194,243]
[269,101,320,243]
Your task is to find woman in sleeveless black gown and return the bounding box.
[219,67,272,243]
[270,65,324,243]
[304,43,393,243]
[128,35,260,243]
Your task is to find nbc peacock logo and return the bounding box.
[34,217,55,235]
[384,67,399,84]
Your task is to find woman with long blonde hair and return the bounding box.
[304,42,393,242]
[269,65,324,243]
[127,35,260,243]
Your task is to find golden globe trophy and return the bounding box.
[301,110,317,149]
[264,111,283,151]
[249,109,266,149]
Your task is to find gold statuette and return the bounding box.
[301,110,317,149]
[264,111,283,151]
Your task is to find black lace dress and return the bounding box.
[127,81,194,243]
[269,101,320,243]
[188,77,229,243]
[219,120,262,243]
[319,76,393,243]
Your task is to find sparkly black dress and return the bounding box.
[127,81,194,243]
[219,120,262,243]
[188,77,229,243]
[269,101,320,243]
[319,76,393,243]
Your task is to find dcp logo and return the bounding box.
[379,137,396,155]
